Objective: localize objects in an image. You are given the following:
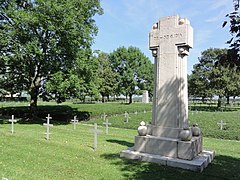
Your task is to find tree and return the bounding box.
[223,0,240,62]
[188,64,213,103]
[45,51,100,103]
[0,0,103,117]
[109,46,153,104]
[188,48,238,108]
[95,51,117,103]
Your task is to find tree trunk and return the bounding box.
[29,86,39,118]
[102,95,105,103]
[217,96,222,108]
[226,96,230,104]
[29,76,41,118]
[129,94,133,104]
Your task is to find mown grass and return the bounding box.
[0,101,152,121]
[85,108,240,141]
[1,121,240,179]
[1,101,240,140]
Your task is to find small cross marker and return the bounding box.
[103,118,111,135]
[9,115,17,134]
[43,114,53,140]
[89,123,102,151]
[124,112,130,123]
[71,115,79,130]
[217,120,226,130]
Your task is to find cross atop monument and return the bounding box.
[149,16,193,54]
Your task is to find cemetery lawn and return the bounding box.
[1,122,240,179]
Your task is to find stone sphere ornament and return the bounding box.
[179,127,192,141]
[179,18,185,25]
[137,121,147,136]
[192,124,201,136]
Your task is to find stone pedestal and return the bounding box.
[120,15,215,172]
[133,135,202,160]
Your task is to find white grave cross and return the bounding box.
[103,118,112,135]
[43,114,53,140]
[71,115,79,130]
[103,112,107,120]
[124,112,130,123]
[217,120,226,130]
[89,123,102,151]
[9,115,17,134]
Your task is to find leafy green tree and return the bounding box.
[0,0,103,117]
[109,46,153,104]
[188,64,213,102]
[188,48,238,107]
[223,0,240,62]
[46,52,100,103]
[95,51,117,103]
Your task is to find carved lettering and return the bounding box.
[159,33,183,40]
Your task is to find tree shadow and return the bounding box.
[101,152,240,180]
[106,139,134,147]
[0,105,91,125]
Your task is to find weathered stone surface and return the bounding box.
[177,136,202,160]
[120,149,215,172]
[121,15,214,172]
[149,125,180,138]
[145,136,178,158]
[151,16,193,129]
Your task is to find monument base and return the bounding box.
[133,135,202,160]
[120,148,215,172]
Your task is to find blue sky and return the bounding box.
[92,0,234,74]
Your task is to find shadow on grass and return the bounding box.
[101,153,240,180]
[0,105,91,125]
[101,139,240,179]
[106,139,134,147]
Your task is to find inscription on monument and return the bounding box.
[159,33,183,40]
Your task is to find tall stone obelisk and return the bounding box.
[120,16,215,172]
[149,15,192,137]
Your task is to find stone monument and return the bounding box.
[120,15,215,172]
[142,90,149,103]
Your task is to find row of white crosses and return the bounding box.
[5,113,107,151]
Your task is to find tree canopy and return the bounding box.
[188,48,240,107]
[109,46,153,104]
[0,0,103,117]
[223,0,240,63]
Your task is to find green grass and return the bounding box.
[188,110,240,140]
[1,122,240,179]
[1,102,240,179]
[0,101,152,121]
[1,102,240,140]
